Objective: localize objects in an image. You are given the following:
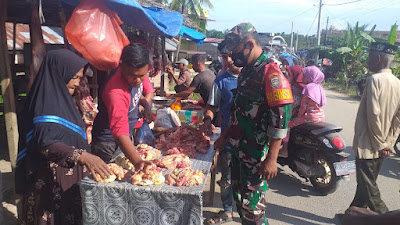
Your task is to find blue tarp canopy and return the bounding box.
[62,0,183,38]
[179,25,206,46]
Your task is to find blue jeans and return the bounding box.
[218,148,233,213]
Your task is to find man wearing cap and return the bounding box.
[166,58,192,93]
[350,42,400,214]
[174,54,216,103]
[216,23,292,224]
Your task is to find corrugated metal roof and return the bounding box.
[6,23,64,50]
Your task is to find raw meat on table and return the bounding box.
[94,173,117,183]
[155,126,211,157]
[114,156,135,170]
[108,163,128,181]
[166,168,206,187]
[155,154,191,170]
[131,164,165,186]
[137,144,162,160]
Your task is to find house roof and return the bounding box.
[6,23,64,50]
[179,50,206,55]
[204,38,223,43]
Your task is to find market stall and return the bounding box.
[79,130,219,225]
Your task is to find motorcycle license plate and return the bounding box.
[334,160,356,176]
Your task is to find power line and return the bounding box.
[324,0,362,6]
[264,7,316,30]
[307,10,320,36]
[336,2,400,22]
[324,7,347,29]
[332,0,396,20]
[327,0,384,19]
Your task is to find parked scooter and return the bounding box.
[278,122,355,194]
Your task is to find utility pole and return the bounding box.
[290,22,294,52]
[325,16,329,45]
[315,0,323,64]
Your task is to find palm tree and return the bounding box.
[169,0,213,21]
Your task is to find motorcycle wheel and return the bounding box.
[310,156,338,194]
[356,87,363,97]
[394,139,400,156]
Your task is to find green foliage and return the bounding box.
[168,0,213,32]
[169,0,213,19]
[387,22,398,45]
[323,22,375,84]
[206,29,228,39]
[382,22,400,77]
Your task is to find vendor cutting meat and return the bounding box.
[165,58,192,93]
[92,43,153,171]
[173,54,216,103]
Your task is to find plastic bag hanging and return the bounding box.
[65,0,130,71]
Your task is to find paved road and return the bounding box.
[203,89,400,225]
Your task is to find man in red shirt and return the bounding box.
[92,43,153,170]
[134,76,154,130]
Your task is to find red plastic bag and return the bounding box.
[264,63,294,107]
[65,0,130,71]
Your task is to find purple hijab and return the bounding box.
[302,66,326,106]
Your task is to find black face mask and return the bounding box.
[231,44,252,67]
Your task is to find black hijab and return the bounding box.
[21,49,88,173]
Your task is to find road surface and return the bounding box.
[203,89,400,225]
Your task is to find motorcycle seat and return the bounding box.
[292,122,343,136]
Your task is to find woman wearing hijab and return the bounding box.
[16,49,112,225]
[288,66,326,128]
[287,65,306,119]
[279,65,307,157]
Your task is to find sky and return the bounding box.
[205,0,400,35]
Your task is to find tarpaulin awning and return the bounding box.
[62,0,183,38]
[107,0,183,38]
[179,25,206,46]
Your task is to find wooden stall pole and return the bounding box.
[160,36,166,97]
[12,23,17,77]
[28,2,46,91]
[0,0,19,170]
[174,35,182,63]
[57,0,70,49]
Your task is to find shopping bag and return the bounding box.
[65,0,130,70]
[134,121,156,146]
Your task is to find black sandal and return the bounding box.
[206,210,233,225]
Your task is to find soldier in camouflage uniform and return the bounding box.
[216,23,292,225]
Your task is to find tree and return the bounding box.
[206,29,228,39]
[387,22,400,78]
[169,0,213,22]
[324,22,375,82]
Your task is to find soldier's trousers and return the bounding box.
[231,156,268,225]
[350,157,389,214]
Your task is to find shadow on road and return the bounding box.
[379,156,400,180]
[266,203,339,225]
[325,93,360,104]
[203,191,241,224]
[268,167,327,198]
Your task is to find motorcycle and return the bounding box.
[278,122,355,194]
[395,135,400,156]
[349,77,367,97]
